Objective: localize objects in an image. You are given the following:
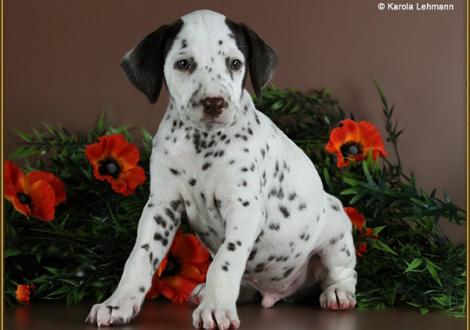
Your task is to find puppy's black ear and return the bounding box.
[226,19,278,97]
[121,20,183,104]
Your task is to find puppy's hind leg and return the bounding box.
[318,200,357,310]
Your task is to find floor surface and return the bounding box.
[4,301,466,330]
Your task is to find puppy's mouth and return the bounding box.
[202,118,229,129]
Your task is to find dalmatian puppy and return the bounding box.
[86,9,357,329]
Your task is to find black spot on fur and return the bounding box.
[165,208,175,222]
[171,200,182,211]
[279,206,290,218]
[269,222,280,231]
[300,233,310,241]
[255,230,264,244]
[283,267,294,278]
[169,168,180,176]
[202,162,212,170]
[141,243,149,251]
[255,113,261,125]
[189,178,197,186]
[227,242,236,251]
[154,215,167,228]
[214,197,222,209]
[248,248,257,261]
[255,263,265,272]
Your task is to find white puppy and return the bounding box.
[87,9,357,329]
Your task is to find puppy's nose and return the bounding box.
[201,97,226,117]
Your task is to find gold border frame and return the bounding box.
[1,0,4,327]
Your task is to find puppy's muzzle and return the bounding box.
[200,97,227,118]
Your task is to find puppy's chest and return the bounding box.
[157,120,235,160]
[157,119,268,241]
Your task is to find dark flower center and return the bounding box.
[17,192,32,206]
[98,158,121,179]
[340,141,363,158]
[162,256,181,277]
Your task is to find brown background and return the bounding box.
[4,1,467,241]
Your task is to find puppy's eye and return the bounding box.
[175,59,191,71]
[229,59,242,70]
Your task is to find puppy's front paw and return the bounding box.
[85,295,141,327]
[192,297,240,330]
[320,287,356,310]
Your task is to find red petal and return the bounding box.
[171,232,210,265]
[112,142,140,170]
[27,181,57,221]
[4,161,25,197]
[16,284,32,304]
[325,120,361,168]
[9,196,32,218]
[85,139,107,166]
[358,121,387,158]
[85,134,127,165]
[27,171,66,205]
[109,166,146,196]
[178,263,206,283]
[344,207,366,230]
[356,242,368,256]
[155,275,199,303]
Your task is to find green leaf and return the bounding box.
[369,239,398,256]
[404,258,423,273]
[4,249,22,258]
[424,259,443,287]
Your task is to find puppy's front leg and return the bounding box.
[86,172,182,327]
[192,191,263,330]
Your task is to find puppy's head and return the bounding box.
[121,10,277,129]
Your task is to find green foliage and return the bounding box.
[4,86,465,317]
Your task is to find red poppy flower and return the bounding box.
[85,134,146,196]
[344,207,366,230]
[325,119,387,168]
[4,161,66,222]
[146,230,211,303]
[16,284,34,304]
